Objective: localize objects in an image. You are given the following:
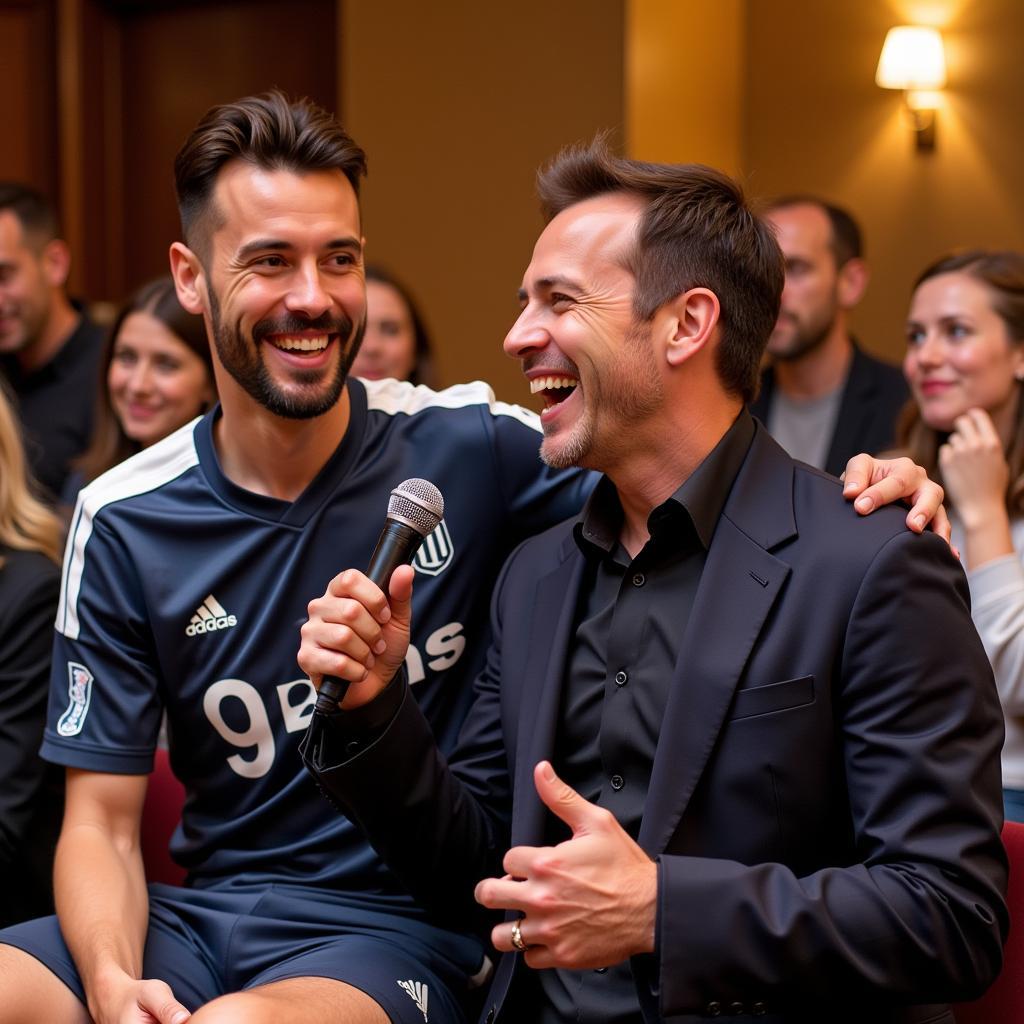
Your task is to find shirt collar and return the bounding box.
[574,408,755,556]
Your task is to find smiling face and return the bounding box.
[905,270,1024,441]
[349,279,418,382]
[108,311,213,447]
[504,193,663,470]
[194,162,365,420]
[0,211,54,358]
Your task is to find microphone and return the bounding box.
[314,478,444,714]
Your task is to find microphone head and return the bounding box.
[386,478,444,537]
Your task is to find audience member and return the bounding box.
[350,265,437,386]
[0,94,946,1024]
[300,146,1006,1023]
[750,196,907,474]
[0,184,104,500]
[897,249,1024,824]
[0,381,63,928]
[63,276,214,508]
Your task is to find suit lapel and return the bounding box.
[639,427,796,854]
[510,537,586,845]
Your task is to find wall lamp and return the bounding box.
[875,26,947,152]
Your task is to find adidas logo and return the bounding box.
[185,594,237,637]
[396,979,429,1022]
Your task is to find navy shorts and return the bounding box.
[0,883,490,1023]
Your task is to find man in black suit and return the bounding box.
[299,147,1006,1023]
[749,197,908,476]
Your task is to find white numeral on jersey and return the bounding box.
[202,678,275,779]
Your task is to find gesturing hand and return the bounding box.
[473,761,657,970]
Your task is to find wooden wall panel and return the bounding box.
[0,1,58,198]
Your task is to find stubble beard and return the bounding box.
[539,320,663,470]
[208,288,364,420]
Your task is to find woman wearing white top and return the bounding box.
[898,249,1024,822]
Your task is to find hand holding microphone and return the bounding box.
[304,479,444,714]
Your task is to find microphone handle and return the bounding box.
[314,520,425,714]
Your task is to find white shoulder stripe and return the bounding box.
[361,378,542,434]
[57,421,201,640]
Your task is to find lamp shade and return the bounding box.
[875,26,946,90]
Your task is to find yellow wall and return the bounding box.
[341,0,625,403]
[626,0,744,175]
[743,0,1024,362]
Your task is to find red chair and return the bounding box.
[954,820,1024,1023]
[140,748,187,885]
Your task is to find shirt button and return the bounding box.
[593,966,608,974]
[706,1002,722,1017]
[614,670,628,687]
[610,774,624,790]
[751,1004,767,1017]
[632,573,646,587]
[728,1002,745,1015]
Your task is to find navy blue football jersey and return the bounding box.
[44,378,592,900]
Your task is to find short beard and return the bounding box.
[209,288,363,419]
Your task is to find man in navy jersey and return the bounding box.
[0,94,946,1024]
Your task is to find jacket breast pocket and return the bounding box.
[727,674,814,721]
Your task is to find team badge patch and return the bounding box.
[57,662,94,736]
[413,520,454,577]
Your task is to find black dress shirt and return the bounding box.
[517,410,755,1023]
[1,312,104,500]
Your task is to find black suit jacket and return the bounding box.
[749,342,909,475]
[305,424,1007,1024]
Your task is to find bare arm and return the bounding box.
[54,769,190,1024]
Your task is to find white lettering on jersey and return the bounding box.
[425,622,466,671]
[276,678,317,733]
[201,628,464,777]
[202,678,275,779]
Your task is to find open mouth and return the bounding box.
[268,334,332,354]
[529,374,579,410]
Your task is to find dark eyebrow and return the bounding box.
[235,236,362,261]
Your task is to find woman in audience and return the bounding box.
[65,276,214,504]
[0,381,64,925]
[898,249,1024,822]
[350,265,438,387]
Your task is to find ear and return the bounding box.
[836,257,869,309]
[169,242,207,316]
[662,287,721,368]
[41,239,71,288]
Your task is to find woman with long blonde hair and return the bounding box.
[0,380,64,925]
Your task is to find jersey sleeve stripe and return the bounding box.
[57,424,201,640]
[361,378,543,433]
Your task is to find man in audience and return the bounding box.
[299,147,1007,1023]
[0,184,104,500]
[0,95,948,1024]
[749,196,908,475]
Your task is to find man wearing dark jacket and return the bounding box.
[750,197,907,476]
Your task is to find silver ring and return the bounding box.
[510,916,529,952]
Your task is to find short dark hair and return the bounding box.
[537,141,783,405]
[765,195,863,268]
[173,90,367,256]
[0,182,59,246]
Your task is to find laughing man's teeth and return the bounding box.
[274,335,329,352]
[529,375,577,394]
